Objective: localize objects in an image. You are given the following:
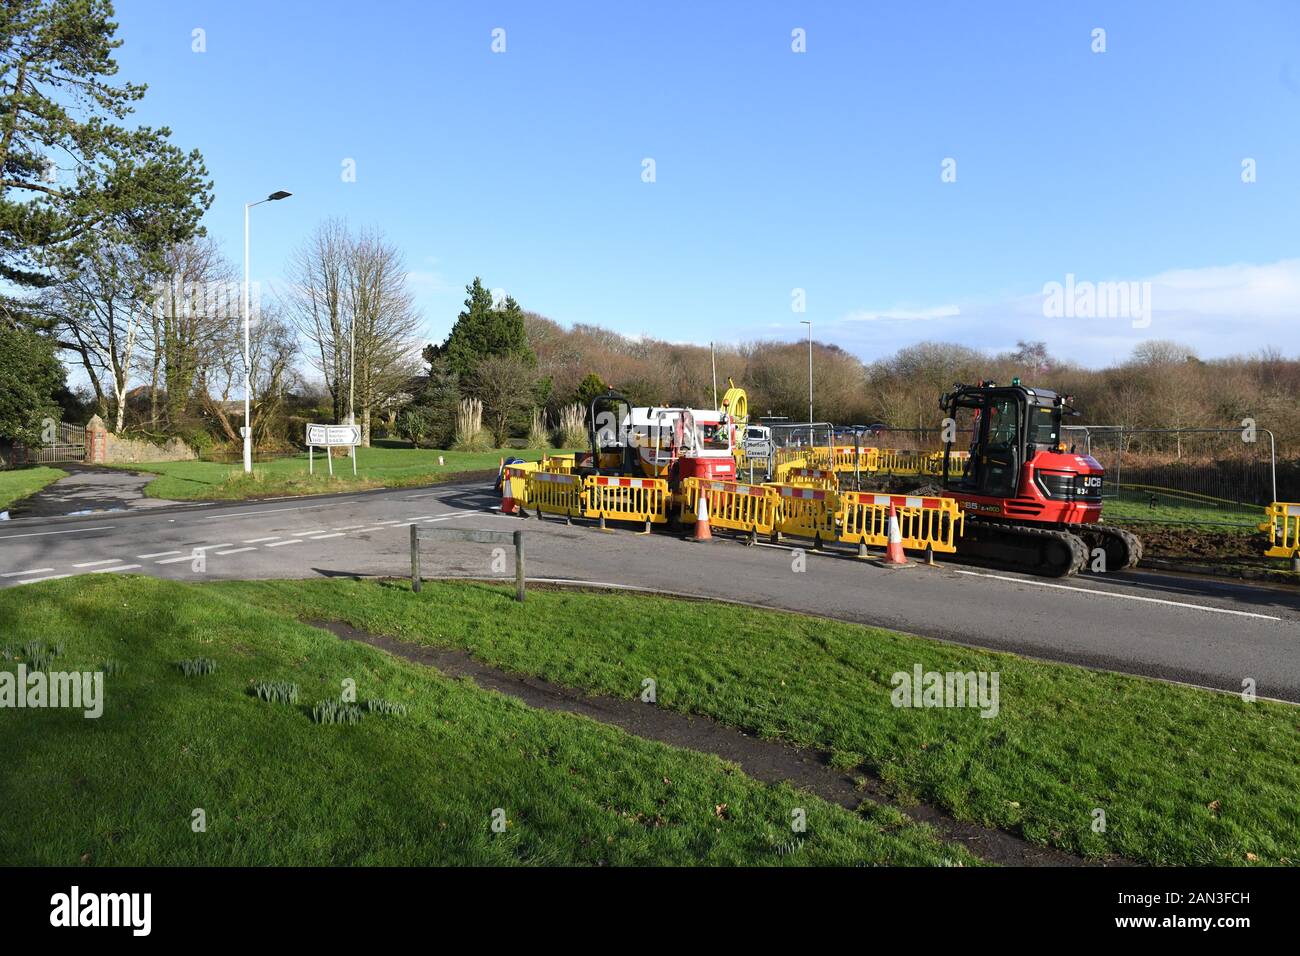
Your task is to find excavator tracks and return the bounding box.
[953,519,1143,577]
[1075,523,1143,571]
[956,519,1090,577]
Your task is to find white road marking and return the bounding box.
[193,543,232,551]
[357,526,391,533]
[193,502,355,522]
[289,530,327,536]
[0,525,117,541]
[952,569,1283,621]
[243,536,282,544]
[137,550,182,560]
[73,559,123,568]
[308,532,345,540]
[214,547,256,555]
[407,515,438,521]
[155,555,198,565]
[92,564,141,573]
[373,520,406,526]
[14,573,72,585]
[332,525,368,531]
[265,539,302,547]
[1,567,55,577]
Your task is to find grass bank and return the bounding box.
[0,576,967,866]
[112,446,562,501]
[0,466,67,512]
[223,577,1300,867]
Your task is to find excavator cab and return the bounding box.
[941,380,1071,499]
[577,389,638,476]
[936,380,1141,576]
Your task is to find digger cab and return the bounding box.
[940,380,1072,500]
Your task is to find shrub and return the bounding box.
[251,680,299,705]
[556,403,587,449]
[177,657,218,677]
[311,698,365,725]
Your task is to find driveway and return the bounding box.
[3,464,182,518]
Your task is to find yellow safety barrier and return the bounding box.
[782,466,839,491]
[680,478,779,539]
[837,491,964,554]
[1261,502,1300,559]
[526,470,585,519]
[540,453,576,474]
[502,461,537,506]
[583,475,670,527]
[766,483,839,543]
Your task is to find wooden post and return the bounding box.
[513,529,525,602]
[410,524,422,593]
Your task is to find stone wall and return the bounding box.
[85,416,196,465]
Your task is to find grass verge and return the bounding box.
[111,446,563,501]
[0,466,67,511]
[0,575,969,866]
[222,577,1300,867]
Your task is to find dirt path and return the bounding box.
[311,617,1133,868]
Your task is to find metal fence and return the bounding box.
[1063,425,1276,527]
[18,422,86,464]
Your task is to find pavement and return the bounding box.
[1,477,1298,701]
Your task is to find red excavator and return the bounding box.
[939,380,1141,576]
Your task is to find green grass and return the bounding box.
[1103,486,1264,528]
[221,577,1300,867]
[111,446,565,501]
[0,576,969,866]
[0,466,67,511]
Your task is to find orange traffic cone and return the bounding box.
[692,494,713,542]
[500,460,517,515]
[883,503,908,565]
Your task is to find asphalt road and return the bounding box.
[2,477,1298,701]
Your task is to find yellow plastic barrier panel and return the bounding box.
[526,470,585,519]
[1262,502,1300,559]
[584,475,670,526]
[837,492,964,554]
[782,466,839,491]
[767,483,839,544]
[502,461,538,506]
[680,478,779,537]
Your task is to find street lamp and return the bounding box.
[242,190,292,473]
[800,319,813,444]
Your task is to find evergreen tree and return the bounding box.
[430,278,534,380]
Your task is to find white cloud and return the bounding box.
[831,258,1300,367]
[843,305,961,322]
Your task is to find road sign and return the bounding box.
[306,422,361,476]
[306,423,361,447]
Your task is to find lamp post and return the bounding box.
[242,190,292,473]
[800,319,813,444]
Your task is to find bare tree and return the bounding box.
[344,228,422,444]
[198,302,298,448]
[287,219,350,422]
[49,241,158,431]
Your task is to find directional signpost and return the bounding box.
[307,423,361,476]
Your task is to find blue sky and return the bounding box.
[113,1,1300,367]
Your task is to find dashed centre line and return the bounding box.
[215,547,256,556]
[265,539,302,547]
[137,550,182,560]
[73,559,122,568]
[243,536,282,544]
[92,564,141,573]
[308,533,345,540]
[1,567,54,578]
